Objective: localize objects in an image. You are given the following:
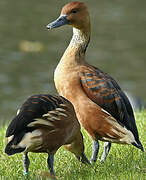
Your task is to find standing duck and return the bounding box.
[46,1,144,163]
[5,94,90,178]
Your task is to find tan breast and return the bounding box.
[55,62,104,137]
[54,62,134,144]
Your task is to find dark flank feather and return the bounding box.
[80,65,142,146]
[6,94,68,138]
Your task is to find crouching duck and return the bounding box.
[5,94,90,179]
[46,1,144,163]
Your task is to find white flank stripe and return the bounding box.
[57,112,67,117]
[27,119,54,127]
[56,108,66,112]
[101,108,111,115]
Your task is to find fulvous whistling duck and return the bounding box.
[5,94,90,178]
[46,1,144,163]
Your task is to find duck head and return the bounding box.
[47,1,90,32]
[64,131,90,165]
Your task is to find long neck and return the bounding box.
[60,27,90,65]
[69,28,90,53]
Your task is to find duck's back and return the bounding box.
[5,94,80,154]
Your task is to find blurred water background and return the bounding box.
[0,0,146,125]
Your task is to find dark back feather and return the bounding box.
[6,94,69,137]
[80,65,140,143]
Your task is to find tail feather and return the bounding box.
[103,116,143,150]
[5,139,26,156]
[132,142,144,152]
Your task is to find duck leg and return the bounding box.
[23,152,30,175]
[90,140,99,164]
[100,142,111,162]
[47,154,56,179]
[80,152,91,164]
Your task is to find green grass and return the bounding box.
[0,111,146,180]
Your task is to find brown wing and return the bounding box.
[6,94,70,137]
[79,65,139,139]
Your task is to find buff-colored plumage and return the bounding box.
[47,1,143,163]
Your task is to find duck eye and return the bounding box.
[71,9,77,14]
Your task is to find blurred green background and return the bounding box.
[0,0,146,124]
